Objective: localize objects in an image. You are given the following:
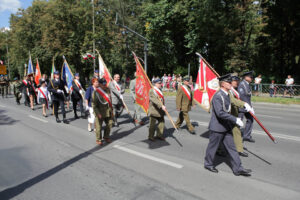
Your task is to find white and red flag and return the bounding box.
[97,52,111,86]
[194,53,220,112]
[35,59,41,85]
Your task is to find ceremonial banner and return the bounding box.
[133,52,151,114]
[35,59,41,85]
[98,52,111,85]
[51,58,56,79]
[61,57,74,90]
[194,54,219,112]
[27,54,34,75]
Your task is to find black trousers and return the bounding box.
[72,98,83,116]
[53,100,66,119]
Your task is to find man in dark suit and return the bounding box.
[71,73,84,119]
[238,71,255,142]
[48,71,68,123]
[204,74,251,176]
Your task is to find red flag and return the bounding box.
[35,59,41,85]
[133,52,151,114]
[194,55,220,112]
[98,52,111,86]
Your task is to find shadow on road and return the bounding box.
[0,145,103,200]
[199,130,210,139]
[244,147,272,165]
[0,110,19,126]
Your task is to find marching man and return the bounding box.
[71,73,84,119]
[148,78,166,141]
[204,74,251,176]
[109,74,125,127]
[92,78,113,145]
[175,75,195,134]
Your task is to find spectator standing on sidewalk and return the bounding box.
[269,80,276,97]
[284,75,294,97]
[254,74,262,96]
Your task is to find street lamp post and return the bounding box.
[115,13,148,74]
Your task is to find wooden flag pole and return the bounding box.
[134,52,178,132]
[195,52,277,143]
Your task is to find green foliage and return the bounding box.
[2,0,299,83]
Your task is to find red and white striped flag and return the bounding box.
[194,54,220,112]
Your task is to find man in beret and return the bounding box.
[148,78,167,141]
[175,75,195,134]
[238,71,255,143]
[71,73,84,119]
[204,74,251,176]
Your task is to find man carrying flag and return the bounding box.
[175,75,195,134]
[92,78,113,145]
[71,73,84,119]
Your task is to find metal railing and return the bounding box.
[250,83,300,98]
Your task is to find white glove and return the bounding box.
[236,118,244,127]
[244,103,252,112]
[79,90,83,95]
[57,89,62,93]
[85,106,89,111]
[27,92,29,96]
[120,95,124,100]
[251,107,255,115]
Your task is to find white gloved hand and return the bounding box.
[244,103,252,112]
[85,106,89,111]
[27,92,29,96]
[57,89,62,93]
[120,95,124,100]
[251,107,255,115]
[236,118,244,127]
[79,90,83,95]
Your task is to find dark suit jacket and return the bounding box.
[48,79,67,101]
[238,80,252,113]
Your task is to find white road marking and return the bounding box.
[253,130,300,142]
[113,144,183,169]
[29,115,48,123]
[256,114,282,119]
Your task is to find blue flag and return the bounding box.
[27,55,34,75]
[61,59,73,89]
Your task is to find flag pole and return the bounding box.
[195,52,277,143]
[133,52,178,132]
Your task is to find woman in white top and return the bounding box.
[37,80,49,117]
[284,75,294,97]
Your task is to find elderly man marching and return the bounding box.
[129,72,145,125]
[109,74,125,127]
[148,78,167,141]
[175,75,195,134]
[204,74,251,176]
[71,73,84,119]
[238,71,255,143]
[92,78,113,145]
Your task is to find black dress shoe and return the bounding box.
[74,115,79,119]
[204,166,218,173]
[63,119,69,124]
[188,130,196,135]
[244,138,255,143]
[234,169,251,176]
[239,152,248,157]
[56,118,61,123]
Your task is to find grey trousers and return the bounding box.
[204,131,243,173]
[238,112,253,139]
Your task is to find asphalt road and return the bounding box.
[0,94,300,200]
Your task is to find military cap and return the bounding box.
[183,75,190,81]
[152,78,162,84]
[231,76,240,81]
[242,71,254,77]
[218,74,232,82]
[94,70,99,73]
[54,71,60,75]
[40,79,46,84]
[75,73,79,77]
[98,78,107,85]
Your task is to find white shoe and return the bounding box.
[88,124,92,132]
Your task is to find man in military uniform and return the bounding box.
[238,71,255,143]
[204,74,251,176]
[148,78,167,141]
[229,76,253,157]
[92,78,113,145]
[71,73,84,119]
[48,71,68,123]
[129,72,144,125]
[21,76,30,106]
[109,74,125,126]
[175,75,195,134]
[13,78,22,105]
